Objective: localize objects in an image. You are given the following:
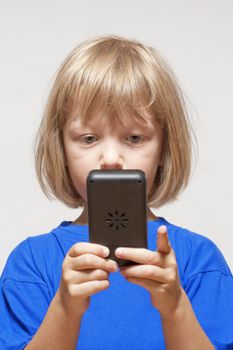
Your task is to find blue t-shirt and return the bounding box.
[0,217,233,350]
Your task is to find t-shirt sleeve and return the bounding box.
[0,239,52,350]
[182,237,233,350]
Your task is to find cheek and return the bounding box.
[144,164,159,196]
[66,151,97,200]
[70,165,92,200]
[67,165,86,200]
[141,149,161,195]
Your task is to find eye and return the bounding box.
[80,134,99,144]
[125,134,145,144]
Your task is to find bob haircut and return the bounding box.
[34,34,195,208]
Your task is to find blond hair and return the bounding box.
[34,34,195,208]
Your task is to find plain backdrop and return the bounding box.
[0,0,232,274]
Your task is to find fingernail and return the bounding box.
[103,247,109,256]
[158,225,167,234]
[115,248,123,257]
[111,262,118,271]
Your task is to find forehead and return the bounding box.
[66,110,156,132]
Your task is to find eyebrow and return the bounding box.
[68,119,155,133]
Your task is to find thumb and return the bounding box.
[156,225,171,254]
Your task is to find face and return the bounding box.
[63,112,163,204]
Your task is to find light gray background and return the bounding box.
[0,0,232,274]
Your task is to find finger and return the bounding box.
[120,264,169,283]
[115,246,164,265]
[123,276,160,291]
[69,242,109,258]
[156,225,171,254]
[63,269,109,284]
[69,280,110,298]
[70,254,118,272]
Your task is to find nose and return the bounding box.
[100,144,123,170]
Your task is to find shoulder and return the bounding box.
[1,229,59,284]
[1,221,88,285]
[0,222,73,284]
[161,219,232,281]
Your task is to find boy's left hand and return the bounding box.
[115,225,184,321]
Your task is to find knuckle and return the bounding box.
[151,255,160,265]
[171,263,178,274]
[105,261,113,270]
[170,261,178,270]
[148,265,156,276]
[67,285,76,297]
[62,271,71,284]
[67,284,84,298]
[168,274,176,284]
[62,260,70,273]
[96,269,107,279]
[71,243,80,255]
[84,254,94,266]
[71,242,88,256]
[167,269,177,283]
[144,252,156,265]
[92,281,101,290]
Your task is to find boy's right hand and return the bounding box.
[56,242,118,318]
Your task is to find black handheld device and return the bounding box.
[86,169,148,266]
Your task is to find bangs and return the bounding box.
[58,37,161,127]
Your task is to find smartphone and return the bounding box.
[86,169,148,266]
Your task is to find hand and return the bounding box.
[57,242,118,317]
[115,225,183,321]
